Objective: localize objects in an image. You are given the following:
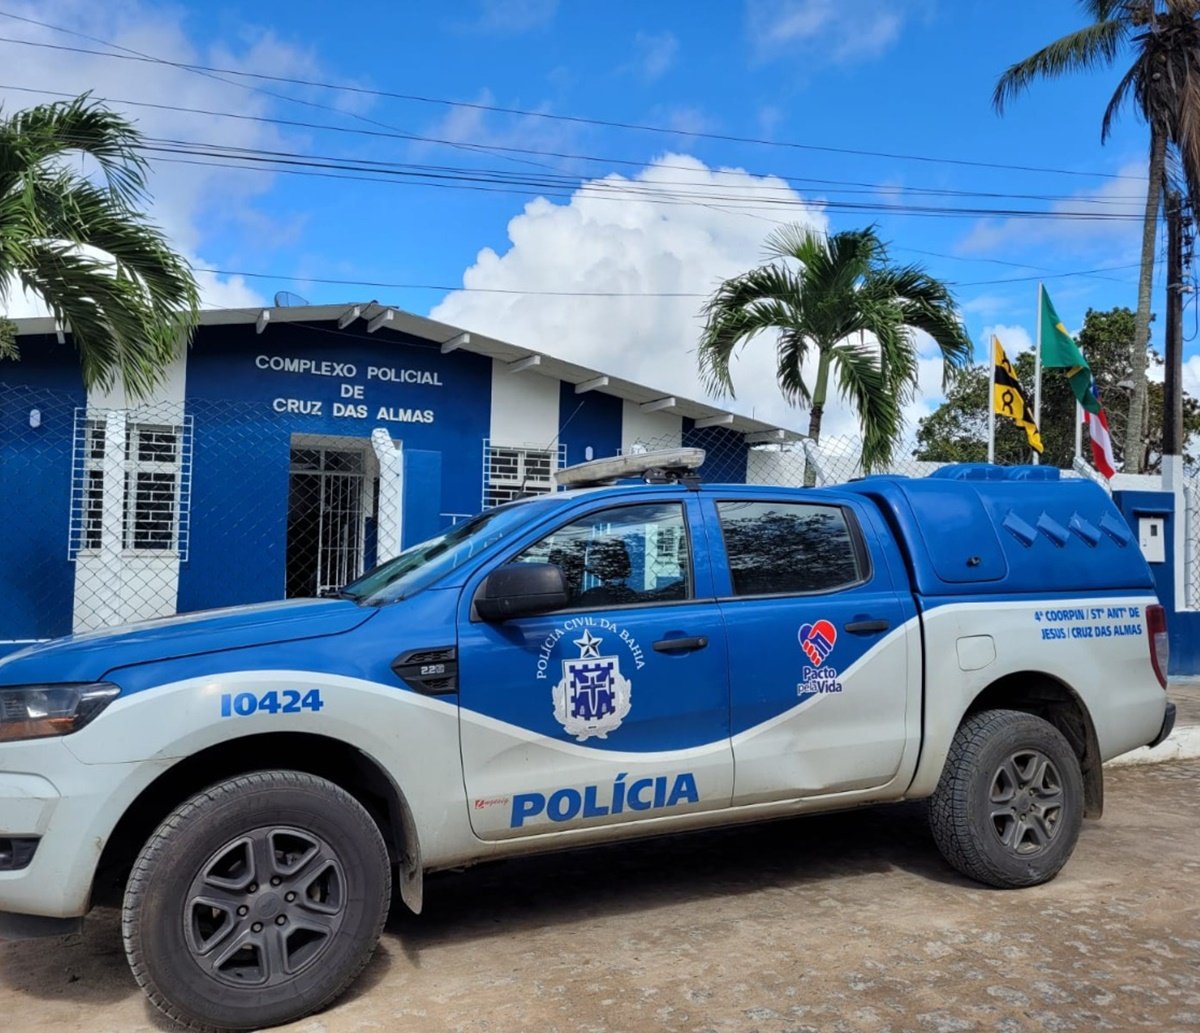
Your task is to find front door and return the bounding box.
[457,497,734,840]
[703,494,919,804]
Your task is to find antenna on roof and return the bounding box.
[274,291,311,307]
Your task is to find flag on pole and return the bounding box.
[1038,287,1119,477]
[1038,288,1102,414]
[1085,382,1117,479]
[992,336,1043,453]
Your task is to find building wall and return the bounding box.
[489,363,560,450]
[559,381,622,469]
[0,337,85,649]
[176,321,493,611]
[621,400,682,453]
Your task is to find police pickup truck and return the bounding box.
[0,450,1175,1032]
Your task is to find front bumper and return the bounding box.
[1148,702,1177,749]
[0,737,160,920]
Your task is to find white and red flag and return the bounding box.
[1084,381,1117,479]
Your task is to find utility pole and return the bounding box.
[1163,191,1185,467]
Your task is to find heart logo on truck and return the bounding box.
[798,620,837,667]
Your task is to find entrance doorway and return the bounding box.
[286,444,371,598]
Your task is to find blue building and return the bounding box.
[0,303,799,653]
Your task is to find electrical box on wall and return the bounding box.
[1138,516,1166,564]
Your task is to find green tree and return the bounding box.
[993,1,1200,473]
[914,307,1200,471]
[0,95,198,397]
[697,224,972,471]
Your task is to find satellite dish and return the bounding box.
[274,291,311,307]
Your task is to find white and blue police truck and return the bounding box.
[0,450,1175,1031]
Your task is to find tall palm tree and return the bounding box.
[0,94,198,398]
[993,1,1200,473]
[697,225,972,471]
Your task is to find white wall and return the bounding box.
[621,400,682,454]
[489,360,561,448]
[72,344,188,631]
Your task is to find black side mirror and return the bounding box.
[475,562,569,622]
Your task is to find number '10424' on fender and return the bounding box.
[219,689,324,717]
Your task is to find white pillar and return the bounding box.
[371,428,403,563]
[95,408,127,629]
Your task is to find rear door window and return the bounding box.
[716,500,864,596]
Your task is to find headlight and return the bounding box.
[0,683,121,743]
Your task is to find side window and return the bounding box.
[514,502,691,608]
[717,500,863,597]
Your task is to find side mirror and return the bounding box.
[475,562,569,622]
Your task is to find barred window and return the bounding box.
[71,411,193,558]
[482,441,565,509]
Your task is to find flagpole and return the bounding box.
[1033,282,1043,465]
[1074,401,1083,463]
[988,338,997,464]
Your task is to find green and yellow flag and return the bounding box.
[1039,288,1102,415]
[993,336,1043,453]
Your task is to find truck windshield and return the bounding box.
[341,501,546,605]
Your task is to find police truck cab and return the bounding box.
[0,450,1175,1032]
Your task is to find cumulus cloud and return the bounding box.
[458,0,558,34]
[958,163,1147,263]
[432,154,958,444]
[746,0,919,64]
[0,0,360,315]
[1184,355,1200,398]
[985,324,1036,357]
[628,30,679,81]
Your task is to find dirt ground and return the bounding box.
[3,761,1198,1033]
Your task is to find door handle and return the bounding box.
[843,619,890,635]
[653,635,709,653]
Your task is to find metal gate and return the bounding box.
[286,447,367,598]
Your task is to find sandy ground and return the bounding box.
[2,760,1198,1033]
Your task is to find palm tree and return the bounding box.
[993,1,1200,473]
[697,224,972,471]
[0,94,198,398]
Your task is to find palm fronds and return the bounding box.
[0,94,198,397]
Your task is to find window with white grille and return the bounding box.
[70,410,193,558]
[482,441,565,509]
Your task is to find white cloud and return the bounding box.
[459,0,558,34]
[432,154,959,445]
[629,30,679,81]
[985,324,1036,357]
[958,163,1147,263]
[0,0,355,317]
[746,0,917,64]
[1184,355,1200,398]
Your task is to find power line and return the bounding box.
[0,18,1145,184]
[2,83,1146,211]
[195,261,1141,297]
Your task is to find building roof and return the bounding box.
[10,302,802,442]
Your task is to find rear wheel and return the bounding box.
[122,770,391,1032]
[929,709,1083,888]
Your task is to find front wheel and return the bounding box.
[929,709,1084,889]
[122,770,391,1032]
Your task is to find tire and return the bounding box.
[122,770,391,1032]
[929,709,1084,889]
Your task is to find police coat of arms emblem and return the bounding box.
[552,629,633,741]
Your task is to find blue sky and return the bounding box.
[0,0,1192,437]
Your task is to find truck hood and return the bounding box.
[0,599,377,685]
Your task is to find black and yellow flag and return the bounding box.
[992,336,1043,453]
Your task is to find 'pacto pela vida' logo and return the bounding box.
[797,618,843,696]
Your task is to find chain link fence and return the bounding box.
[0,379,1156,650]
